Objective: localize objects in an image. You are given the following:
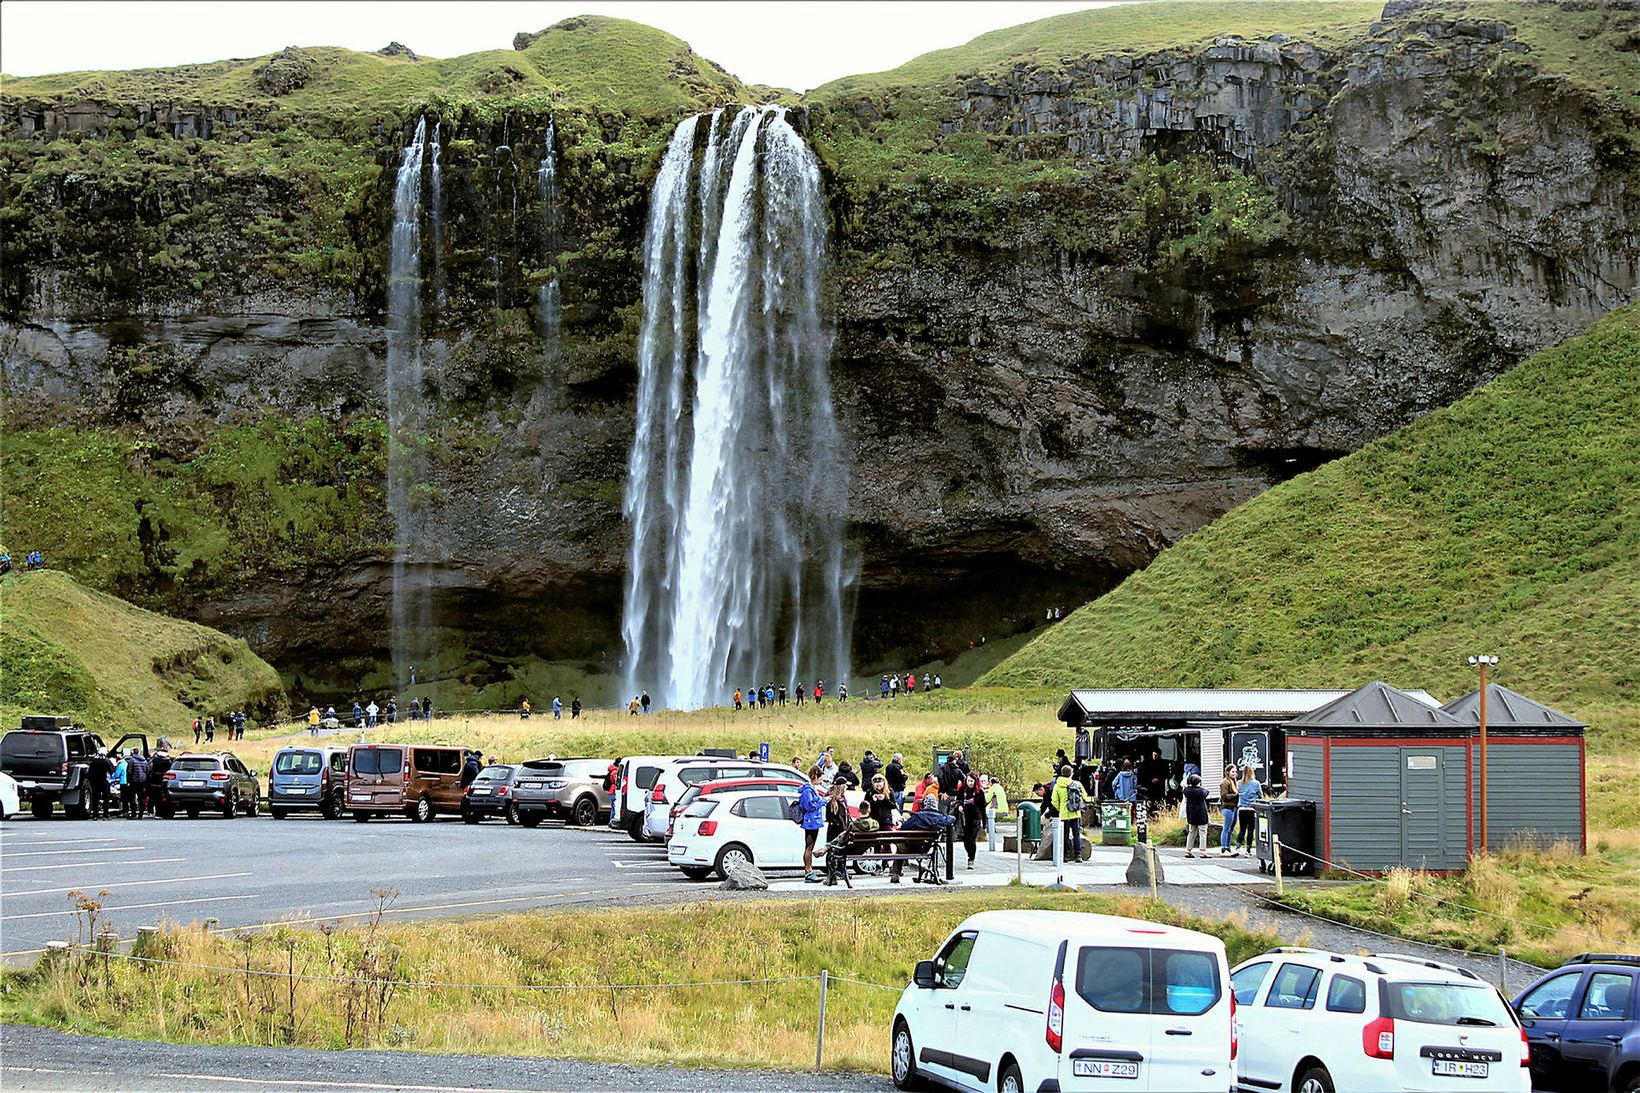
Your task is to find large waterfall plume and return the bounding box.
[537,117,562,345]
[621,106,853,710]
[387,115,435,691]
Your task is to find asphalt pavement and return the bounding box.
[0,1025,887,1091]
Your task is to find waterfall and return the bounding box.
[387,116,433,691]
[536,118,561,344]
[429,121,444,313]
[621,106,853,710]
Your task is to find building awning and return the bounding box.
[1058,687,1439,726]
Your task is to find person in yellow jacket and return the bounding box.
[982,775,1008,851]
[1049,765,1084,860]
[307,706,320,736]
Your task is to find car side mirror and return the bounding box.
[250,770,258,778]
[914,960,937,989]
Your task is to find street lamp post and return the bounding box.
[1468,654,1500,853]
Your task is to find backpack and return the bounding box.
[787,797,804,823]
[1065,779,1086,813]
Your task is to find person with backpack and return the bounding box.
[1051,764,1085,861]
[795,766,827,883]
[192,717,202,745]
[147,741,172,816]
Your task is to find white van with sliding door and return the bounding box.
[891,910,1234,1093]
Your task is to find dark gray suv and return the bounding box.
[160,752,260,818]
[513,758,611,828]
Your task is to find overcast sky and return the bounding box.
[1,1,1124,90]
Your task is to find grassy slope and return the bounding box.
[0,569,285,733]
[982,304,1640,721]
[0,889,1278,1069]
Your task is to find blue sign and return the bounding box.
[758,742,770,763]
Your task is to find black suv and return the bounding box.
[160,752,261,818]
[1,717,146,819]
[1514,952,1640,1092]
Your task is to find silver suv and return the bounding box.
[513,758,611,828]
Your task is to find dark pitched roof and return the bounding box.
[1286,681,1470,733]
[1442,685,1586,732]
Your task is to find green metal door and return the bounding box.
[1399,749,1446,868]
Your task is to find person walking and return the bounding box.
[1218,764,1240,855]
[885,753,906,810]
[1051,764,1085,862]
[641,691,652,715]
[148,740,172,816]
[520,698,531,720]
[352,701,364,728]
[628,695,640,716]
[936,752,962,814]
[571,695,581,719]
[1182,774,1211,856]
[204,715,216,744]
[889,674,899,699]
[192,717,202,745]
[1236,766,1263,855]
[552,696,563,720]
[794,681,805,707]
[860,750,882,784]
[834,760,859,789]
[958,772,985,869]
[879,675,889,700]
[88,748,114,820]
[797,766,826,883]
[461,752,482,789]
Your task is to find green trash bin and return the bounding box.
[1101,802,1135,845]
[1017,801,1042,845]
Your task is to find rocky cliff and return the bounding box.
[2,3,1636,700]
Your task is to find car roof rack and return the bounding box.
[1370,953,1479,980]
[1568,953,1640,967]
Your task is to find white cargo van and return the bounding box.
[892,910,1234,1093]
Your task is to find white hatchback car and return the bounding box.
[641,758,803,840]
[893,909,1233,1093]
[667,787,818,880]
[1231,948,1530,1093]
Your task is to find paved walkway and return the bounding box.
[768,837,1268,893]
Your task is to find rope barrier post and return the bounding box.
[1016,811,1024,884]
[1148,842,1159,900]
[815,969,829,1070]
[1046,817,1073,891]
[945,825,954,882]
[1498,948,1507,992]
[1273,834,1284,896]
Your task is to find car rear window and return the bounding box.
[2,733,65,761]
[173,757,221,771]
[679,767,716,786]
[476,767,513,783]
[1384,982,1513,1026]
[353,749,404,775]
[683,799,718,817]
[275,751,323,775]
[522,760,564,774]
[1076,947,1222,1016]
[634,765,660,790]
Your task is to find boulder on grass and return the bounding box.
[1125,842,1165,887]
[721,862,768,890]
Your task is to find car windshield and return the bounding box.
[275,752,322,775]
[352,749,403,775]
[1385,982,1512,1026]
[172,757,220,771]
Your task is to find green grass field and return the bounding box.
[0,889,1279,1070]
[0,569,285,734]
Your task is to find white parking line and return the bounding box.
[3,893,262,921]
[3,845,145,857]
[12,871,253,897]
[3,857,185,874]
[2,837,125,846]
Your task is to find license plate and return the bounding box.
[1073,1060,1139,1079]
[520,782,543,790]
[472,788,491,795]
[1433,1060,1489,1078]
[351,791,370,800]
[184,780,205,787]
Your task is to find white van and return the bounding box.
[892,910,1233,1093]
[606,755,688,839]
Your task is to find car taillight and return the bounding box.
[1363,1016,1395,1059]
[698,820,717,836]
[1518,1025,1531,1067]
[1230,992,1238,1061]
[496,786,509,796]
[651,785,666,803]
[1046,975,1065,1053]
[164,772,177,780]
[210,771,231,781]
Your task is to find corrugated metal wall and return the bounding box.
[1472,741,1583,851]
[1327,743,1469,872]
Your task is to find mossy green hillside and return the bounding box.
[0,569,285,734]
[981,304,1640,726]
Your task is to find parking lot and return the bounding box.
[0,812,711,963]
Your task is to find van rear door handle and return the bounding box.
[944,1003,955,1010]
[1164,1028,1193,1036]
[960,1005,971,1012]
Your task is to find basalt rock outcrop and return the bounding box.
[2,4,1636,694]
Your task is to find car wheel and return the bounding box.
[271,808,288,820]
[519,811,544,828]
[413,796,433,823]
[714,843,753,881]
[1295,1065,1335,1093]
[681,866,713,881]
[222,795,236,819]
[319,793,341,820]
[891,1019,921,1090]
[186,806,201,819]
[1622,1072,1640,1093]
[998,1060,1024,1093]
[352,811,370,823]
[158,804,175,819]
[572,796,598,827]
[505,802,520,826]
[462,805,480,825]
[31,799,52,820]
[245,793,258,818]
[626,814,646,842]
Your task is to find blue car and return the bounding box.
[460,764,520,824]
[1513,953,1640,1092]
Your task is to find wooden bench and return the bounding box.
[824,827,952,888]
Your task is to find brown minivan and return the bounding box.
[347,743,476,822]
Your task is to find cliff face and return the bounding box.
[2,5,1637,696]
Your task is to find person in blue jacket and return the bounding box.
[798,765,827,883]
[1113,759,1138,803]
